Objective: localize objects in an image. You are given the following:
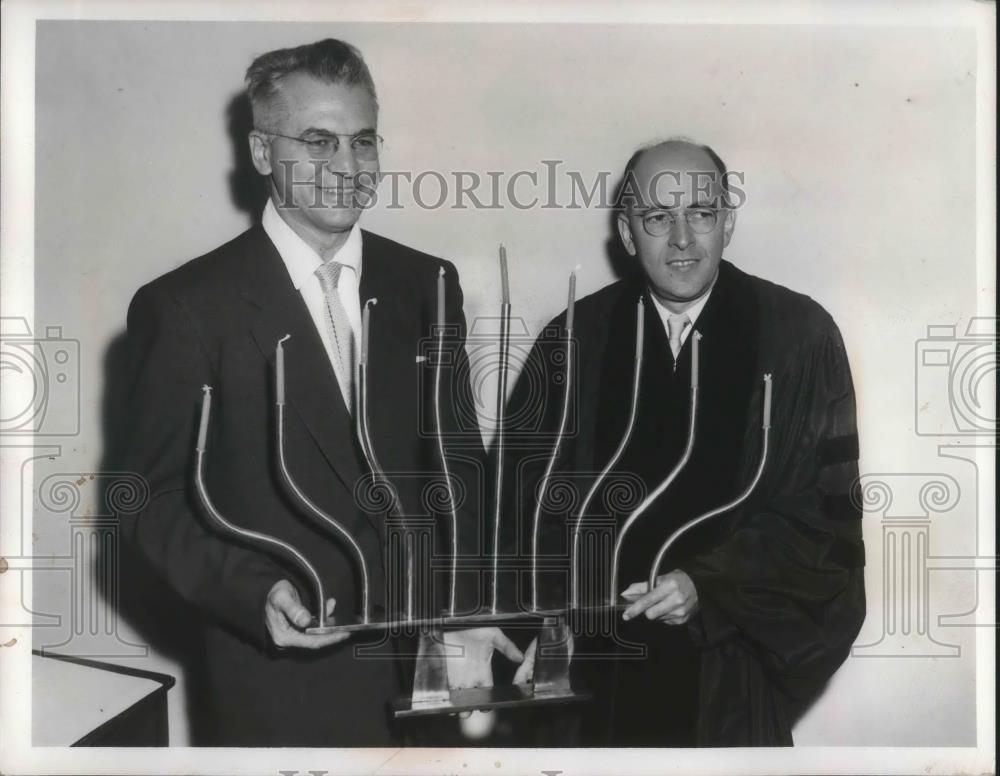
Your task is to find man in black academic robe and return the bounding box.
[502,140,865,746]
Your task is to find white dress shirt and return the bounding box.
[262,198,363,387]
[649,282,714,352]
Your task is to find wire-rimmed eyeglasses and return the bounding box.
[257,129,383,162]
[633,206,725,237]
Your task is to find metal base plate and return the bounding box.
[303,624,341,635]
[392,684,591,718]
[304,603,630,635]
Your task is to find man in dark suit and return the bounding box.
[505,139,866,746]
[117,38,520,746]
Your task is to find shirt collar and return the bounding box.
[648,276,715,328]
[261,198,363,291]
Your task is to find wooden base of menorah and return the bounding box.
[391,613,591,719]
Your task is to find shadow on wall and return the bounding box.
[96,333,215,743]
[227,91,269,220]
[604,171,635,281]
[92,90,265,745]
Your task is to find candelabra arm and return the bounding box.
[194,386,328,628]
[571,297,644,609]
[276,401,371,624]
[609,331,702,605]
[647,374,774,590]
[531,323,575,612]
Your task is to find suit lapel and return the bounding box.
[239,226,367,498]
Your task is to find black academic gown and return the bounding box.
[500,260,866,746]
[114,224,484,746]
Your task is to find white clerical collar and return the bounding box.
[649,279,715,329]
[261,198,363,291]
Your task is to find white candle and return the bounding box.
[361,299,376,365]
[691,331,702,389]
[276,335,289,405]
[437,266,446,328]
[197,386,212,450]
[499,244,510,305]
[566,269,577,330]
[635,296,645,353]
[763,373,773,428]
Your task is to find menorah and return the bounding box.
[192,247,774,718]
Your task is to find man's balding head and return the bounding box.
[616,139,737,313]
[619,138,732,212]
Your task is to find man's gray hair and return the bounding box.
[245,38,378,129]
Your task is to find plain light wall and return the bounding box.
[30,20,982,746]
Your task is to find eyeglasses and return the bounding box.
[634,207,724,237]
[258,129,383,162]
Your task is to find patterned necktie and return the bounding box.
[666,312,691,360]
[315,260,356,413]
